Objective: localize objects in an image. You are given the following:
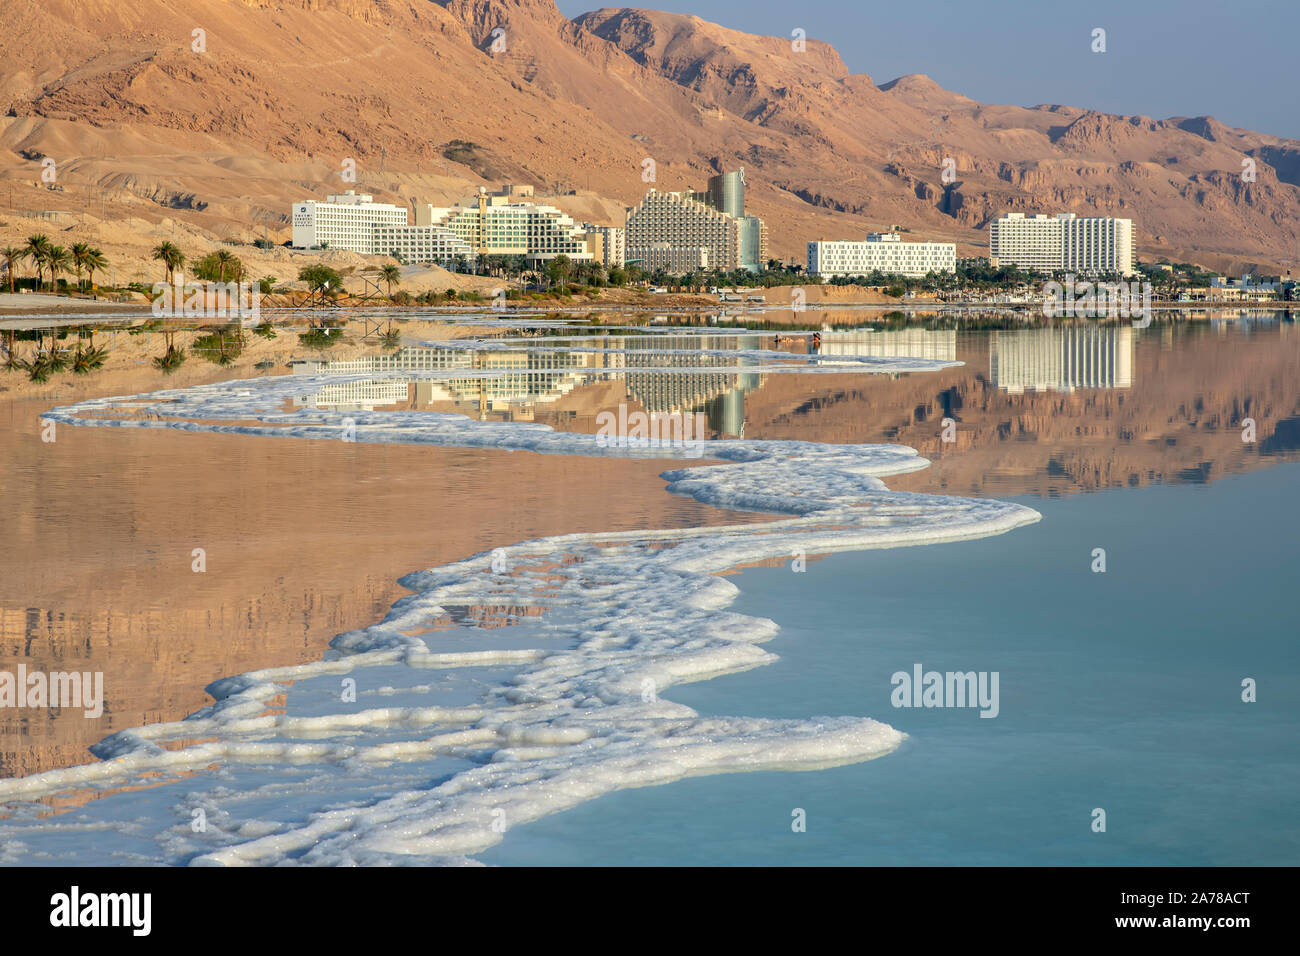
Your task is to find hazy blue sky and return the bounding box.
[558,0,1300,140]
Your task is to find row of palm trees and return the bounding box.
[1,235,109,293]
[152,242,250,284]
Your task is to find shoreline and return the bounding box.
[0,402,767,780]
[0,319,772,778]
[5,287,1294,320]
[1,368,1038,863]
[2,319,1297,861]
[479,461,1300,867]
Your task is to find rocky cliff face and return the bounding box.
[1,0,1297,271]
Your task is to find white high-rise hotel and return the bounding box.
[989,213,1135,277]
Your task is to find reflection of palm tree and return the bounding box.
[72,341,109,374]
[42,329,69,369]
[215,334,236,366]
[2,329,20,370]
[153,331,186,374]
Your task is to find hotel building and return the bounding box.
[416,188,592,265]
[636,243,710,273]
[626,169,767,274]
[806,232,957,279]
[989,213,1135,277]
[372,223,474,264]
[291,191,409,252]
[581,225,626,268]
[291,187,594,266]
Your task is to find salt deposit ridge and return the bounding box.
[0,342,1041,865]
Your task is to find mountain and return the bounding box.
[1,0,1297,272]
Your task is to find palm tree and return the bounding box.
[153,242,185,284]
[1,247,26,294]
[44,246,71,292]
[380,263,401,296]
[215,248,237,282]
[83,248,107,291]
[503,254,525,289]
[70,243,91,291]
[25,235,50,290]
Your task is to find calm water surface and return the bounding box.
[3,314,1298,864]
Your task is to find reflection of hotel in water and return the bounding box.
[618,334,761,437]
[290,338,761,432]
[818,329,957,361]
[292,347,598,414]
[990,327,1134,393]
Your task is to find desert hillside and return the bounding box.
[1,0,1297,273]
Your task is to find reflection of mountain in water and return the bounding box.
[990,327,1134,393]
[1260,415,1300,455]
[740,322,1300,497]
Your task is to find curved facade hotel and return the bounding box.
[372,223,473,263]
[989,212,1135,277]
[806,233,957,278]
[290,187,595,265]
[416,188,593,265]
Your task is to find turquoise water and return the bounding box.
[480,462,1300,866]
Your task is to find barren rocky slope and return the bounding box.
[1,0,1297,272]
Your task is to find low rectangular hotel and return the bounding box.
[807,232,956,278]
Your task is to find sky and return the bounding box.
[556,0,1300,140]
